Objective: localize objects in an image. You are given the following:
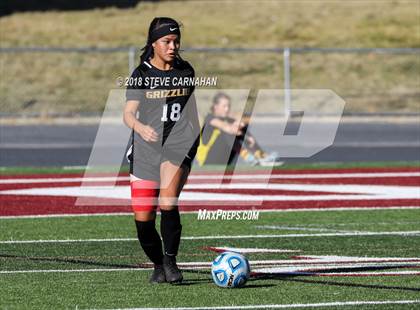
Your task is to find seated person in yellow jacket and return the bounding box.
[196,92,282,166]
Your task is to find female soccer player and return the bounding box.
[123,17,200,284]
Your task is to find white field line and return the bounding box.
[189,172,420,179]
[181,231,420,239]
[3,261,419,275]
[0,171,418,184]
[254,225,353,233]
[294,255,420,262]
[185,183,417,194]
[253,262,420,273]
[0,212,133,219]
[206,247,300,253]
[313,271,420,276]
[1,230,420,244]
[1,206,419,220]
[3,183,419,201]
[181,185,420,201]
[0,268,150,274]
[3,255,420,275]
[253,270,420,276]
[304,221,420,226]
[85,300,420,310]
[0,176,129,184]
[5,269,420,277]
[2,258,420,269]
[213,255,420,265]
[250,254,420,274]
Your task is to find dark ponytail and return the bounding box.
[139,17,184,64]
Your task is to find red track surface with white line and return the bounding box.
[1,167,419,217]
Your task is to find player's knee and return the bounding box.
[131,179,159,212]
[134,211,156,222]
[159,196,178,209]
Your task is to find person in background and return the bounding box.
[196,92,282,166]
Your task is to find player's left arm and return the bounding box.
[187,92,201,146]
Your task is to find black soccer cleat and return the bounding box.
[163,255,183,283]
[149,264,166,284]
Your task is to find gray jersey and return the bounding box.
[125,58,198,179]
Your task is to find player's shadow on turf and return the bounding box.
[252,269,420,293]
[180,269,214,285]
[172,280,211,286]
[1,255,227,286]
[0,253,140,269]
[240,284,276,288]
[277,278,420,293]
[182,269,275,288]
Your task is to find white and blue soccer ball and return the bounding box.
[211,251,251,288]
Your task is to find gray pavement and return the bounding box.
[0,120,419,167]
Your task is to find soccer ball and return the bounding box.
[211,251,251,288]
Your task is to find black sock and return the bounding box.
[160,209,182,257]
[135,220,163,265]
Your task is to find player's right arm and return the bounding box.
[124,66,158,142]
[209,117,244,136]
[123,100,158,142]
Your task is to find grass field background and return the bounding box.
[1,161,420,309]
[0,0,419,115]
[1,209,420,309]
[1,160,419,175]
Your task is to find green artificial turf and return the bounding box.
[1,210,419,309]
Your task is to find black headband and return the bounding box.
[148,24,181,44]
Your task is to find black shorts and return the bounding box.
[128,139,196,182]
